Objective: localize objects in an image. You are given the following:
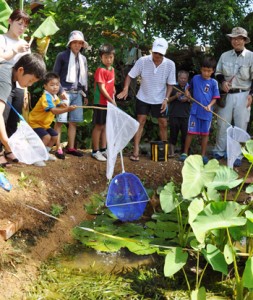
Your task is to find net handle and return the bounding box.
[7,101,25,121]
[173,86,231,126]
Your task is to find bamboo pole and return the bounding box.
[173,86,231,126]
[75,105,107,110]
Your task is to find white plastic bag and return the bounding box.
[8,120,49,164]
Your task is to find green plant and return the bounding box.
[50,204,64,217]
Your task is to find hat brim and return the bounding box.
[152,46,167,55]
[67,39,89,48]
[226,34,250,44]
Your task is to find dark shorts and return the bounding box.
[136,99,167,118]
[33,127,58,139]
[92,106,107,125]
[187,115,211,136]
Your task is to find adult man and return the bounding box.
[117,37,176,161]
[214,27,253,167]
[168,70,190,157]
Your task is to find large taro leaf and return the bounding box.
[202,244,228,275]
[160,182,178,213]
[164,247,188,277]
[205,166,243,191]
[242,140,253,164]
[181,155,219,199]
[32,16,59,39]
[191,202,246,243]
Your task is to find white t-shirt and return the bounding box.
[0,34,30,65]
[128,54,176,104]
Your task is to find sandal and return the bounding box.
[4,151,19,163]
[130,155,139,162]
[0,152,12,168]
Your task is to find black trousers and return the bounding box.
[169,116,189,153]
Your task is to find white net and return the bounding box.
[8,120,49,164]
[106,103,139,180]
[226,125,250,168]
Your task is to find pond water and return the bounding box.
[61,247,156,273]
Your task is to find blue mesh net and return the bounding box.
[106,172,149,222]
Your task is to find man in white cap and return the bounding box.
[53,30,88,158]
[213,27,253,167]
[117,37,176,161]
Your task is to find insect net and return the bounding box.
[226,125,250,168]
[105,103,149,221]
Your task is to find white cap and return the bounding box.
[152,38,168,55]
[67,30,88,48]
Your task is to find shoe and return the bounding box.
[101,149,108,158]
[0,173,12,192]
[48,154,57,161]
[202,156,209,165]
[4,151,19,163]
[213,153,224,160]
[233,158,242,167]
[0,152,12,168]
[33,161,46,167]
[91,151,107,161]
[179,153,188,162]
[55,150,65,160]
[65,148,84,157]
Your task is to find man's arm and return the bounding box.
[161,84,173,112]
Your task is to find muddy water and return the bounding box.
[61,248,156,273]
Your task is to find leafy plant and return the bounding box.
[50,204,64,217]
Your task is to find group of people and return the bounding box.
[168,26,253,167]
[0,8,252,169]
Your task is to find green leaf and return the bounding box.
[160,182,178,213]
[242,257,253,288]
[242,140,253,163]
[191,202,246,243]
[190,287,206,300]
[0,0,11,34]
[188,198,204,226]
[245,210,253,222]
[206,166,243,190]
[32,16,59,38]
[246,184,253,194]
[202,244,228,275]
[224,243,234,265]
[164,247,188,277]
[181,155,219,199]
[84,108,93,123]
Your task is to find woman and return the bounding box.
[0,9,30,167]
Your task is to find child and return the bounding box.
[0,53,46,167]
[179,56,220,164]
[168,70,190,157]
[28,72,76,166]
[91,44,116,161]
[53,30,88,157]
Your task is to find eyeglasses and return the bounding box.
[153,52,164,56]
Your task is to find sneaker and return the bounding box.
[65,148,84,157]
[101,149,108,158]
[48,154,57,161]
[55,150,65,160]
[233,158,242,167]
[33,161,46,167]
[202,156,209,165]
[91,151,107,162]
[179,153,188,162]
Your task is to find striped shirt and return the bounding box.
[128,54,176,104]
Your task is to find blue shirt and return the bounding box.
[190,75,220,120]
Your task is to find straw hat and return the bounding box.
[226,27,250,44]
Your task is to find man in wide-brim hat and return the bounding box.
[213,27,253,167]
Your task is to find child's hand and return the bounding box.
[83,98,88,105]
[205,104,212,111]
[60,102,68,108]
[68,105,76,112]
